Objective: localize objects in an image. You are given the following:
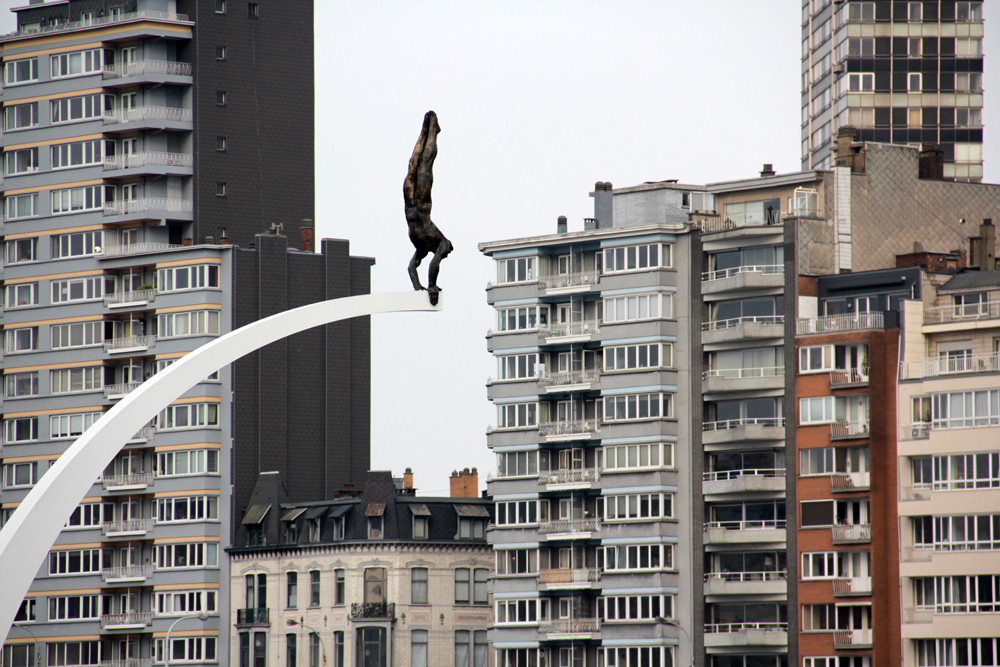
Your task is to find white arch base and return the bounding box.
[0,291,441,641]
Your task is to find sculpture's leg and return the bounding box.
[409,248,429,291]
[426,238,454,306]
[414,112,439,219]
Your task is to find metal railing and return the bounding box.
[538,519,600,534]
[704,622,787,633]
[101,242,183,257]
[900,423,931,441]
[703,367,784,380]
[539,468,600,485]
[236,608,270,625]
[924,301,1000,325]
[103,106,193,125]
[704,520,786,531]
[539,420,601,436]
[539,568,601,584]
[100,659,153,667]
[104,335,156,352]
[702,417,785,432]
[797,312,884,335]
[832,524,872,543]
[831,421,869,438]
[539,270,600,290]
[102,472,154,490]
[703,315,783,331]
[104,289,157,306]
[0,11,190,41]
[103,198,193,216]
[702,265,784,282]
[104,382,142,399]
[129,425,156,442]
[102,518,154,535]
[101,564,153,582]
[705,571,787,582]
[103,60,193,79]
[540,320,601,338]
[832,577,872,594]
[703,468,785,482]
[539,369,600,387]
[539,619,600,634]
[100,611,153,628]
[350,602,395,620]
[105,152,193,170]
[901,352,1000,379]
[831,472,870,490]
[833,629,872,648]
[830,369,869,386]
[697,211,783,234]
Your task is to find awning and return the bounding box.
[281,507,308,522]
[365,503,386,517]
[329,504,353,519]
[242,504,270,525]
[409,504,431,517]
[455,504,490,518]
[304,506,328,521]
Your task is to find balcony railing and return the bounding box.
[539,420,600,437]
[900,423,931,441]
[236,608,270,625]
[538,519,600,534]
[129,425,156,442]
[539,320,600,339]
[832,576,872,595]
[702,264,784,282]
[539,568,601,584]
[901,352,1000,379]
[797,312,884,335]
[705,571,787,582]
[100,611,153,629]
[105,152,193,170]
[697,211,783,234]
[904,607,934,624]
[901,546,933,563]
[103,198,193,216]
[539,468,600,485]
[539,619,600,634]
[102,472,154,490]
[703,417,784,431]
[104,382,142,399]
[703,315,783,331]
[901,485,931,501]
[104,289,157,307]
[831,472,870,491]
[102,518,154,536]
[704,367,784,380]
[704,520,786,531]
[831,421,869,439]
[0,11,190,41]
[830,370,869,387]
[100,659,153,667]
[103,60,193,79]
[703,468,785,482]
[101,242,183,257]
[539,369,600,387]
[101,564,153,582]
[539,270,599,290]
[833,629,873,648]
[704,622,787,633]
[103,106,193,125]
[350,602,395,620]
[924,301,1000,325]
[832,524,872,544]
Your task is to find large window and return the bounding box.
[603,442,672,471]
[496,450,538,478]
[496,402,538,429]
[5,147,39,175]
[602,594,673,622]
[496,500,544,527]
[4,327,39,354]
[496,257,535,284]
[915,639,1000,667]
[4,416,39,442]
[604,493,673,521]
[4,58,38,85]
[66,502,112,529]
[496,353,537,380]
[495,305,548,332]
[51,140,104,170]
[2,461,39,488]
[710,296,782,326]
[158,311,221,338]
[913,514,1000,551]
[604,343,670,371]
[603,243,671,273]
[454,630,487,667]
[50,412,101,439]
[52,276,103,303]
[4,102,38,130]
[51,321,103,349]
[930,390,1000,429]
[49,548,110,575]
[50,49,102,78]
[48,642,101,666]
[153,637,217,664]
[156,496,219,523]
[603,293,667,323]
[4,371,39,398]
[455,568,488,604]
[602,647,673,667]
[51,94,104,124]
[914,575,1000,613]
[156,449,220,476]
[48,595,101,621]
[603,393,672,421]
[153,542,219,569]
[157,403,220,430]
[495,548,537,575]
[158,265,220,292]
[706,245,783,279]
[51,367,102,394]
[5,194,39,220]
[910,451,1000,490]
[51,186,105,214]
[601,544,673,571]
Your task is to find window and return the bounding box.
[800,396,835,424]
[4,327,39,353]
[914,514,1000,551]
[848,37,874,56]
[48,595,101,620]
[14,598,36,622]
[601,544,673,571]
[157,403,220,430]
[930,390,1000,429]
[216,0,226,13]
[50,412,101,439]
[496,450,538,477]
[496,353,537,380]
[158,310,222,337]
[66,502,112,528]
[603,392,672,421]
[217,136,227,151]
[4,102,38,130]
[287,571,298,608]
[495,305,548,332]
[153,542,219,569]
[604,493,673,521]
[47,643,101,667]
[217,91,227,105]
[603,293,666,322]
[602,243,670,272]
[413,515,428,539]
[51,49,102,78]
[496,257,535,283]
[308,634,319,667]
[849,2,874,21]
[848,73,874,92]
[908,37,922,57]
[496,402,538,429]
[604,343,670,371]
[5,147,39,175]
[368,515,383,539]
[216,182,227,196]
[911,451,1000,491]
[51,321,103,349]
[156,495,220,522]
[411,631,427,667]
[52,231,103,258]
[332,632,344,667]
[908,2,922,20]
[157,265,220,291]
[286,635,295,667]
[51,186,105,214]
[6,193,39,220]
[248,3,259,16]
[956,38,982,57]
[908,73,922,92]
[5,371,39,398]
[411,568,428,604]
[6,282,38,308]
[310,571,320,606]
[913,575,1000,614]
[602,647,673,667]
[49,548,109,575]
[915,639,1000,667]
[800,500,835,527]
[154,637,217,664]
[495,599,542,624]
[454,568,488,604]
[3,461,39,488]
[956,73,983,93]
[335,569,345,605]
[156,449,221,476]
[4,417,39,443]
[49,367,101,395]
[603,442,671,470]
[495,549,537,575]
[51,94,103,124]
[459,518,485,540]
[454,631,487,667]
[52,277,103,303]
[801,552,837,579]
[956,109,982,128]
[802,603,836,631]
[4,58,38,84]
[602,594,672,621]
[957,2,983,21]
[216,46,227,60]
[51,140,104,170]
[496,500,542,526]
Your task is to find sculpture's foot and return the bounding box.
[428,285,441,306]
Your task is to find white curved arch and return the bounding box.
[0,292,440,640]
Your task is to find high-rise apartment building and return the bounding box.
[801,0,984,180]
[0,3,372,667]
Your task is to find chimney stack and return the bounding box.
[557,216,568,234]
[449,467,479,498]
[760,164,776,177]
[403,467,414,490]
[970,219,996,269]
[836,126,857,168]
[593,182,613,229]
[918,145,945,181]
[300,218,315,252]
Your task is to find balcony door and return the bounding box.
[356,627,386,667]
[558,496,584,521]
[558,449,583,471]
[838,551,870,578]
[364,568,386,605]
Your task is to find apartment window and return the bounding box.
[5,194,39,220]
[956,38,982,57]
[5,147,39,175]
[49,548,109,575]
[848,72,874,93]
[956,108,982,128]
[66,502,112,528]
[3,57,37,85]
[51,93,103,123]
[51,49,102,78]
[916,639,999,667]
[217,136,227,151]
[52,276,103,304]
[248,3,259,17]
[604,493,673,521]
[3,461,39,488]
[216,0,226,13]
[51,186,105,214]
[309,570,320,606]
[154,637,217,664]
[602,594,673,621]
[51,140,104,170]
[929,390,1000,429]
[153,542,219,569]
[47,643,100,667]
[285,635,295,667]
[603,392,672,421]
[603,293,666,322]
[800,396,835,424]
[496,450,538,478]
[801,552,837,578]
[4,102,38,130]
[286,571,298,608]
[50,412,101,439]
[496,402,537,429]
[216,91,227,105]
[496,257,535,283]
[496,353,537,380]
[800,446,869,476]
[496,500,541,526]
[5,372,39,398]
[156,448,220,476]
[603,243,670,272]
[52,231,103,259]
[602,544,673,571]
[908,73,922,92]
[914,514,1000,551]
[911,451,1000,490]
[956,72,983,93]
[156,495,220,522]
[495,305,548,332]
[802,603,836,631]
[216,46,227,60]
[4,327,38,354]
[216,182,227,196]
[604,343,670,371]
[335,569,345,605]
[957,2,983,21]
[14,599,36,622]
[850,2,874,21]
[157,403,220,429]
[157,265,220,291]
[603,442,671,470]
[6,283,38,308]
[48,595,101,620]
[158,310,222,337]
[51,321,103,349]
[411,568,428,604]
[848,37,874,56]
[495,548,537,575]
[411,631,427,667]
[801,500,835,527]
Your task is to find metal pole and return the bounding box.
[165,613,208,667]
[658,617,693,667]
[287,619,326,666]
[11,623,40,667]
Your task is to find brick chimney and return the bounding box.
[403,467,414,490]
[449,468,479,498]
[836,126,857,167]
[970,219,996,269]
[919,145,945,181]
[300,218,315,252]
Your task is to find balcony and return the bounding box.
[101,611,153,630]
[102,518,154,537]
[702,418,785,447]
[702,316,784,344]
[703,623,788,648]
[102,472,153,492]
[104,152,193,172]
[703,367,784,394]
[903,607,934,624]
[704,571,787,596]
[128,425,156,443]
[539,420,600,440]
[831,421,869,440]
[539,618,600,638]
[697,211,783,235]
[100,659,153,667]
[103,106,193,126]
[702,469,786,497]
[701,265,784,295]
[102,564,153,583]
[831,524,872,544]
[349,602,395,621]
[797,312,884,335]
[103,198,193,217]
[833,629,873,649]
[832,577,872,596]
[0,10,190,42]
[538,519,600,539]
[539,468,600,490]
[539,270,599,293]
[539,369,599,392]
[539,320,600,343]
[236,608,271,626]
[901,352,1000,380]
[105,290,157,308]
[901,546,933,563]
[830,370,869,388]
[538,568,601,589]
[103,60,193,80]
[900,485,931,501]
[831,472,871,492]
[703,520,787,545]
[104,335,156,354]
[924,301,1000,326]
[100,242,184,258]
[900,423,931,441]
[104,382,142,400]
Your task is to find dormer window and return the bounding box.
[333,517,345,540]
[455,505,490,539]
[366,503,386,539]
[241,503,270,547]
[308,519,321,543]
[410,504,431,540]
[281,508,307,544]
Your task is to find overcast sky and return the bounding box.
[0,2,996,496]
